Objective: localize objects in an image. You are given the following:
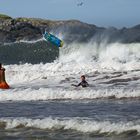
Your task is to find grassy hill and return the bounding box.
[0,14,12,20]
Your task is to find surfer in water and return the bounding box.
[72,75,89,87]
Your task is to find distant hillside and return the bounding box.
[0,14,140,44]
[0,14,12,20]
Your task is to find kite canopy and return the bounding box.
[44,32,63,47]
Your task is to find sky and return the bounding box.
[0,0,140,28]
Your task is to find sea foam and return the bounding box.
[0,117,140,134]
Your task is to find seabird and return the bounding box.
[77,2,83,6]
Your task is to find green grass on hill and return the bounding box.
[0,14,12,20]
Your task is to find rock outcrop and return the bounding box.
[0,14,140,44]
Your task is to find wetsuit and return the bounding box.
[77,80,89,87]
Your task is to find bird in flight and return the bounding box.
[77,2,84,6]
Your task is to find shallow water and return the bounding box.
[0,100,140,140]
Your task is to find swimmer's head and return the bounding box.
[81,75,85,81]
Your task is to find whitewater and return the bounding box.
[0,40,140,139]
[1,41,140,101]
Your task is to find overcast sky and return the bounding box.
[0,0,140,28]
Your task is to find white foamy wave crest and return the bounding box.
[19,38,44,43]
[0,88,139,101]
[0,117,140,134]
[59,42,140,71]
[5,63,98,84]
[4,42,140,84]
[3,38,44,45]
[1,42,140,101]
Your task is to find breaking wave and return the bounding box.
[0,88,140,101]
[59,42,140,70]
[0,117,140,135]
[0,41,140,101]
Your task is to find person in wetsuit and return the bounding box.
[72,75,89,87]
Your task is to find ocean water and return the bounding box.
[0,40,140,139]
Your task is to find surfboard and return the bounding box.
[44,32,63,47]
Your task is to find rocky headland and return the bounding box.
[0,14,140,44]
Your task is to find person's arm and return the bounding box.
[71,82,81,87]
[77,82,81,87]
[71,84,77,87]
